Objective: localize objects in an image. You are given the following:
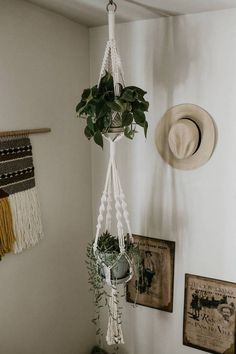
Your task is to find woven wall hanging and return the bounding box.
[0,135,44,259]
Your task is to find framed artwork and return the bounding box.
[183,274,236,354]
[126,234,175,312]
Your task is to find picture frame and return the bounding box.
[183,273,236,354]
[126,234,175,312]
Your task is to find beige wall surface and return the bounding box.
[2,2,236,354]
[90,9,236,354]
[0,1,94,353]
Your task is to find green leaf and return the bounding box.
[99,71,114,92]
[91,85,98,96]
[131,100,149,112]
[131,101,140,111]
[125,86,147,97]
[106,100,122,112]
[116,99,128,112]
[139,100,149,112]
[144,120,148,138]
[121,88,137,102]
[97,102,111,119]
[84,126,94,140]
[95,118,104,132]
[122,111,133,126]
[87,116,94,132]
[82,88,91,100]
[133,110,145,124]
[126,86,147,102]
[77,97,97,117]
[102,90,114,102]
[76,100,86,113]
[86,103,96,117]
[124,127,135,140]
[103,113,112,128]
[94,131,103,148]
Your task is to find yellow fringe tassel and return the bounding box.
[0,197,16,257]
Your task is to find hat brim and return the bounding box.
[155,104,216,170]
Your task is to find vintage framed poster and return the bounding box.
[183,274,236,354]
[126,235,175,312]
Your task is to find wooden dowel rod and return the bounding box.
[0,128,51,137]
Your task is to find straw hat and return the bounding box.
[155,104,216,170]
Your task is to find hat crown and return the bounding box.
[168,118,200,160]
[155,104,216,170]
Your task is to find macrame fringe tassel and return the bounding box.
[106,287,124,345]
[0,197,16,257]
[9,187,44,254]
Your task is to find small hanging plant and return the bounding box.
[76,71,149,148]
[86,231,141,346]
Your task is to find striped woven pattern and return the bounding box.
[0,136,43,259]
[0,137,35,195]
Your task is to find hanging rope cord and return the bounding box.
[93,138,133,260]
[98,1,125,96]
[93,1,133,260]
[93,3,134,345]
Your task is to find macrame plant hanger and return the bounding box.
[93,0,134,345]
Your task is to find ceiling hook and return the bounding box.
[106,0,117,12]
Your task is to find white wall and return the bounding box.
[0,1,94,353]
[90,9,236,354]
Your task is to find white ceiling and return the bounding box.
[26,0,236,27]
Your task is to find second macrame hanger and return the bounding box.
[93,135,133,250]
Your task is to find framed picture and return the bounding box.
[126,235,175,312]
[183,274,236,354]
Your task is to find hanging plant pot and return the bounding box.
[95,231,138,284]
[87,231,141,343]
[100,253,130,281]
[76,73,149,149]
[110,112,123,129]
[107,126,124,134]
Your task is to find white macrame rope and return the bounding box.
[105,176,112,231]
[93,137,134,289]
[104,265,112,286]
[112,159,125,252]
[93,129,134,348]
[116,169,133,241]
[106,286,124,345]
[94,137,132,253]
[98,40,125,97]
[108,10,115,40]
[98,9,125,97]
[94,160,112,252]
[94,5,133,345]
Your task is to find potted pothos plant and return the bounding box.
[86,231,141,345]
[76,71,149,148]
